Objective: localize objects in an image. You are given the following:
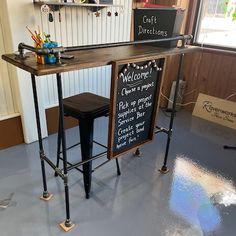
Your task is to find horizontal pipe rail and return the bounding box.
[58,156,84,174]
[93,160,111,172]
[155,126,169,134]
[18,34,193,58]
[65,35,193,52]
[42,154,64,178]
[67,151,108,171]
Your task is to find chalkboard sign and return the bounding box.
[108,57,165,159]
[134,8,185,48]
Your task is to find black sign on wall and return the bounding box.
[108,58,165,159]
[134,8,185,48]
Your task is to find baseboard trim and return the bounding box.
[0,116,24,150]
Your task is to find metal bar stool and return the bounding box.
[56,92,121,199]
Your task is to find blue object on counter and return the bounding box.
[43,41,58,64]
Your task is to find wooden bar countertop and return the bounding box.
[2,44,199,76]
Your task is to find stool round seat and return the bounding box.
[63,92,109,119]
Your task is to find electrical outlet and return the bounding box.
[167,80,186,111]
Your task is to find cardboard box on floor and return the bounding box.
[193,93,236,130]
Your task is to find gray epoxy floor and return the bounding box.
[0,110,236,236]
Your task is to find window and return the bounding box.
[195,0,236,49]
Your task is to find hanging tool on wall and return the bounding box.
[40,4,54,22]
[59,8,62,23]
[49,12,54,22]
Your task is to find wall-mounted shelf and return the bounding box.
[33,1,123,9]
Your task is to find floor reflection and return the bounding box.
[170,156,236,234]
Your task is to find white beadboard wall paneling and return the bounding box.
[34,0,132,109]
[0,19,19,119]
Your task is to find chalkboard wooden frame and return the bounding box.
[108,56,166,159]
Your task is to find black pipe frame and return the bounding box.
[159,53,185,173]
[29,36,190,229]
[18,35,193,59]
[56,73,73,228]
[31,74,50,199]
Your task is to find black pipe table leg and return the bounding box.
[79,118,94,199]
[160,53,185,174]
[133,148,142,157]
[31,74,53,201]
[55,115,62,177]
[223,145,236,150]
[56,73,75,231]
[115,158,121,176]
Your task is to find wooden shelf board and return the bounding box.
[33,1,123,8]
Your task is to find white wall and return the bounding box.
[2,0,48,143]
[1,0,132,143]
[36,0,132,108]
[0,2,19,120]
[0,22,17,119]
